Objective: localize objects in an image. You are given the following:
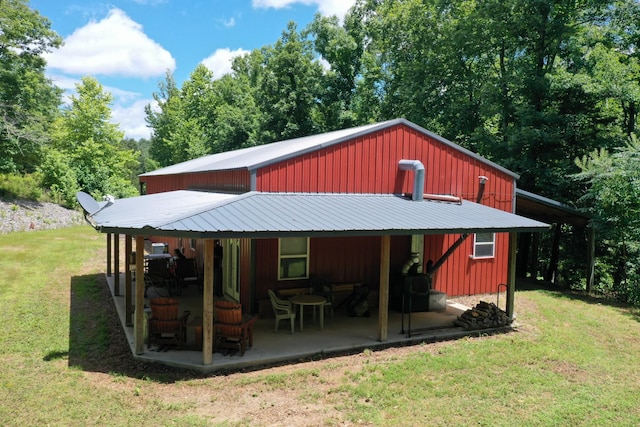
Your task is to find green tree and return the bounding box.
[209,71,262,151]
[0,0,62,173]
[308,11,366,129]
[44,77,138,202]
[145,71,183,167]
[574,135,640,304]
[257,22,324,142]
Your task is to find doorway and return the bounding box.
[222,238,240,301]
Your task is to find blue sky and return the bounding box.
[29,0,355,140]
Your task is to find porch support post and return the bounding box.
[114,233,120,296]
[125,234,133,326]
[530,232,540,279]
[134,235,145,354]
[506,232,517,319]
[545,224,561,284]
[106,233,112,276]
[202,239,215,365]
[586,224,595,294]
[377,235,391,341]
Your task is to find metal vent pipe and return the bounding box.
[398,159,425,201]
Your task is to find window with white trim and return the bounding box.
[278,237,309,280]
[473,233,495,258]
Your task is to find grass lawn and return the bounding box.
[1,226,639,426]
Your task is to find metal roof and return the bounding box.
[140,119,518,179]
[516,189,590,228]
[87,190,549,238]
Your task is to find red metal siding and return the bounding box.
[254,235,405,300]
[255,123,515,297]
[145,123,516,298]
[256,125,513,210]
[143,170,251,195]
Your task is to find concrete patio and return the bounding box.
[106,273,504,374]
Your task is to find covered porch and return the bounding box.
[106,271,494,373]
[81,190,548,372]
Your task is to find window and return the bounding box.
[473,233,495,259]
[190,238,196,251]
[278,237,309,280]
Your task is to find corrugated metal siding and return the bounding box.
[255,123,515,297]
[143,170,251,195]
[255,235,408,300]
[248,212,514,297]
[256,124,513,210]
[422,232,510,297]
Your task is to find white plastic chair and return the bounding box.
[268,290,296,334]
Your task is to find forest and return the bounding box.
[2,0,639,304]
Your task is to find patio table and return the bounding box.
[289,294,326,332]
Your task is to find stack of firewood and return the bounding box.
[454,301,512,330]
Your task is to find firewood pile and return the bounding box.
[454,301,512,330]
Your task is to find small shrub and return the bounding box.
[0,173,44,200]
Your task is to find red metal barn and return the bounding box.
[140,119,518,311]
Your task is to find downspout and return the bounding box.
[430,176,489,275]
[398,159,425,201]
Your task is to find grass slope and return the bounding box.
[1,226,639,426]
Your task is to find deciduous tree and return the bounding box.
[44,77,138,202]
[0,0,62,173]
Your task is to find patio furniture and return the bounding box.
[144,255,177,296]
[147,298,190,349]
[174,257,202,294]
[214,301,256,356]
[268,290,296,334]
[310,275,334,318]
[289,294,326,332]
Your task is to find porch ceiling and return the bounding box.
[82,190,549,238]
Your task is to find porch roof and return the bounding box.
[83,190,549,238]
[516,189,590,228]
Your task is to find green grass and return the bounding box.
[1,226,640,426]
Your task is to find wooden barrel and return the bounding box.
[150,298,179,320]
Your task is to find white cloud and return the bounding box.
[43,8,175,78]
[201,48,250,79]
[47,73,79,92]
[252,0,356,19]
[112,99,154,140]
[222,17,236,28]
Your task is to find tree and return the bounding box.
[208,72,262,151]
[308,11,366,129]
[42,77,139,202]
[574,135,640,304]
[145,71,183,167]
[257,22,324,142]
[0,0,62,173]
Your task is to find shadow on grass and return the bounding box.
[516,277,640,323]
[61,273,204,383]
